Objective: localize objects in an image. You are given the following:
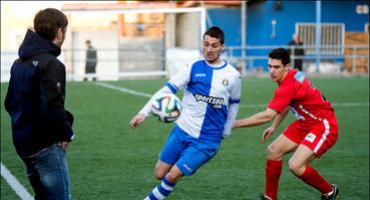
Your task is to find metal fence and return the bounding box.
[1,45,368,82]
[225,45,369,75]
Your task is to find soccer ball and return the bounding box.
[151,93,182,123]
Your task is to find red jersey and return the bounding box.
[268,70,334,125]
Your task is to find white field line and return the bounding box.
[95,82,152,98]
[1,162,33,200]
[95,82,369,108]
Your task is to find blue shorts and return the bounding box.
[159,125,220,176]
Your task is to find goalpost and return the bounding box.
[63,7,206,81]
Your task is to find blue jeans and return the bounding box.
[22,143,70,200]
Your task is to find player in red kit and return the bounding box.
[233,48,339,200]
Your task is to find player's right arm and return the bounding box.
[130,64,191,129]
[233,108,278,128]
[130,113,146,128]
[130,86,173,129]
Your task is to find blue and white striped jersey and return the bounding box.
[140,60,241,142]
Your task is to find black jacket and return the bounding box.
[288,41,305,69]
[4,29,74,158]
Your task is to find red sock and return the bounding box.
[300,165,332,194]
[265,159,283,200]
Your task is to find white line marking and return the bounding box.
[1,162,33,200]
[95,82,152,98]
[95,82,369,107]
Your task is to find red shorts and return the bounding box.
[283,115,338,158]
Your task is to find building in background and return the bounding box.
[1,1,369,82]
[204,0,369,73]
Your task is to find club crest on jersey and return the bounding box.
[222,79,229,86]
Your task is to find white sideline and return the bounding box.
[1,162,33,200]
[95,82,369,107]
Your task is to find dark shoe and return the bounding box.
[259,194,273,200]
[321,185,339,200]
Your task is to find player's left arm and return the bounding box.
[222,102,240,138]
[222,75,241,138]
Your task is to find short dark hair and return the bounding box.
[34,8,68,41]
[203,26,225,45]
[269,48,290,65]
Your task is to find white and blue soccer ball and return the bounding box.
[151,93,182,123]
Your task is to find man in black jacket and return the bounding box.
[288,33,305,71]
[84,40,97,81]
[4,8,74,200]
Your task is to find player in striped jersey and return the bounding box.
[233,48,339,200]
[130,26,241,200]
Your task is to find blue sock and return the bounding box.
[144,177,176,200]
